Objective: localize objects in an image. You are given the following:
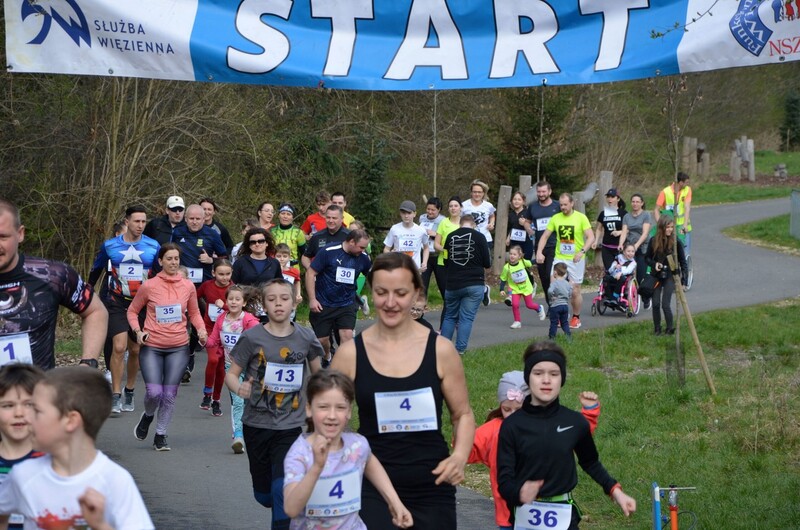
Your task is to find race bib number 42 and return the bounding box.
[514,502,572,530]
[375,387,437,433]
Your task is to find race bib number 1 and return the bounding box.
[375,387,437,433]
[0,334,33,366]
[306,469,362,518]
[187,267,203,283]
[514,502,572,530]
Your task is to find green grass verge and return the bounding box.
[455,300,800,529]
[722,214,800,252]
[755,149,800,175]
[692,182,794,205]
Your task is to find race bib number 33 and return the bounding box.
[375,387,437,433]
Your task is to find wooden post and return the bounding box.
[700,152,710,178]
[493,185,513,275]
[519,175,532,195]
[682,136,692,173]
[688,137,698,178]
[747,139,756,182]
[573,192,585,214]
[667,255,717,395]
[599,171,613,196]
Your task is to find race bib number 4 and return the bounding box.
[335,266,355,285]
[264,362,304,393]
[0,334,33,366]
[514,502,572,530]
[306,469,362,518]
[155,304,182,324]
[375,387,437,433]
[119,263,143,281]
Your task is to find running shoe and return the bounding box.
[569,316,582,329]
[483,285,491,306]
[538,306,546,321]
[111,394,122,414]
[104,370,112,384]
[504,296,512,307]
[122,389,135,412]
[510,321,522,329]
[360,295,370,316]
[181,370,191,384]
[200,394,212,410]
[211,401,223,417]
[134,412,154,441]
[232,437,245,454]
[644,298,652,310]
[153,434,171,451]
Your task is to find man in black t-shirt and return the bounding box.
[301,205,350,268]
[524,181,560,308]
[0,199,107,370]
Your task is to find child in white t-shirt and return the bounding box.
[0,367,154,530]
[383,201,429,271]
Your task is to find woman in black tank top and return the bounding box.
[331,253,475,529]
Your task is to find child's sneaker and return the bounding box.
[504,296,512,307]
[510,321,522,329]
[232,437,245,454]
[153,434,170,451]
[359,295,370,316]
[538,306,546,321]
[211,400,223,417]
[200,394,212,410]
[483,285,491,306]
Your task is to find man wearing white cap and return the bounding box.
[144,196,186,245]
[383,200,429,271]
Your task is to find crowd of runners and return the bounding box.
[0,176,693,528]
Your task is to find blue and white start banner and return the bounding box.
[5,0,800,89]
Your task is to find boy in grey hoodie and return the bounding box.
[547,262,572,339]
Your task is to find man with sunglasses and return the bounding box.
[144,196,186,245]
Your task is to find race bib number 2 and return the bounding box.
[0,334,33,366]
[514,502,572,530]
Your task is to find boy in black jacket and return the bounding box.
[497,341,636,528]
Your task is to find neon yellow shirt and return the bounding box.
[500,259,534,295]
[546,211,592,261]
[436,218,460,266]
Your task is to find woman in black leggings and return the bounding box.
[645,217,687,336]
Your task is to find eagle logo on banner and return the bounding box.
[21,0,91,47]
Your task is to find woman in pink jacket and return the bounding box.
[127,243,207,451]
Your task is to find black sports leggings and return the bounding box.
[139,344,189,435]
[652,275,676,331]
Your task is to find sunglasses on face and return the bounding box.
[168,207,185,213]
[249,239,267,245]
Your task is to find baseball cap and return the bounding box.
[166,196,185,209]
[605,188,618,198]
[399,200,417,212]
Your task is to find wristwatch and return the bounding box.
[78,358,99,369]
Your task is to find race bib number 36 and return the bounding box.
[0,334,33,366]
[306,469,361,518]
[514,502,572,530]
[264,362,304,393]
[375,387,437,433]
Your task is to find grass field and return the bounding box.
[754,149,800,176]
[456,300,800,528]
[723,214,800,253]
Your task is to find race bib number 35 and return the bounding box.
[375,387,437,433]
[514,502,572,530]
[155,304,182,324]
[306,469,362,518]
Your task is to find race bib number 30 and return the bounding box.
[375,387,437,433]
[264,362,304,393]
[306,469,362,518]
[514,502,572,530]
[0,334,33,366]
[335,266,355,285]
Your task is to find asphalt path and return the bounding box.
[96,197,800,529]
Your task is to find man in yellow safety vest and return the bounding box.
[654,172,692,253]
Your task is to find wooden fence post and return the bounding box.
[493,185,513,276]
